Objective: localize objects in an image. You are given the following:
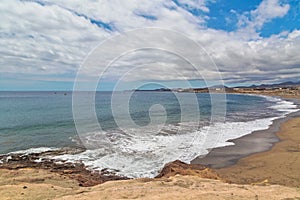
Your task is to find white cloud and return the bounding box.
[174,0,210,13]
[0,0,109,75]
[0,0,299,87]
[251,0,290,21]
[288,29,300,40]
[237,0,290,39]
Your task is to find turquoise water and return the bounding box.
[1,91,299,177]
[0,91,285,154]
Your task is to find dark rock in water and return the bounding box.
[0,148,129,187]
[156,160,219,180]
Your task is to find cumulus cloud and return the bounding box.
[0,0,299,87]
[0,0,110,75]
[237,0,290,38]
[172,0,210,13]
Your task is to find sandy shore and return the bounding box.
[0,93,300,199]
[216,112,300,187]
[212,94,300,187]
[192,99,300,169]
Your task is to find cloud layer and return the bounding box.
[0,0,299,88]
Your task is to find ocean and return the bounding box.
[0,91,298,177]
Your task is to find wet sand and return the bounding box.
[210,94,300,187]
[216,113,300,187]
[192,109,300,169]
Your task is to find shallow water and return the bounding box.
[0,91,298,177]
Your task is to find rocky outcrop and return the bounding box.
[0,149,220,187]
[0,148,129,187]
[156,160,219,180]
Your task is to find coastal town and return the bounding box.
[136,81,300,97]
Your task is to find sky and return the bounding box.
[0,0,300,91]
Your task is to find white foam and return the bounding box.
[263,95,300,114]
[270,100,299,113]
[12,95,297,178]
[52,116,279,178]
[6,156,12,162]
[10,147,60,155]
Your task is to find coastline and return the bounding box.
[191,107,300,169]
[214,95,300,187]
[217,117,300,187]
[0,93,300,199]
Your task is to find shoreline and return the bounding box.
[1,94,299,176]
[1,94,298,169]
[0,93,295,178]
[191,105,300,169]
[216,114,300,187]
[0,93,300,199]
[212,94,300,187]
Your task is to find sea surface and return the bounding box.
[0,91,299,177]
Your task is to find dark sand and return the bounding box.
[216,115,300,187]
[192,98,300,169]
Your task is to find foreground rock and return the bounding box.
[59,176,300,200]
[156,160,219,180]
[1,167,299,200]
[0,148,128,187]
[0,151,219,187]
[0,154,300,199]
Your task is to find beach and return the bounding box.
[217,115,300,187]
[0,93,300,199]
[192,97,300,170]
[2,0,300,199]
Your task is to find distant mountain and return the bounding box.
[132,81,299,92]
[208,85,229,89]
[235,81,300,89]
[134,88,171,92]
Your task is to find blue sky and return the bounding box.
[205,0,300,36]
[0,0,300,91]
